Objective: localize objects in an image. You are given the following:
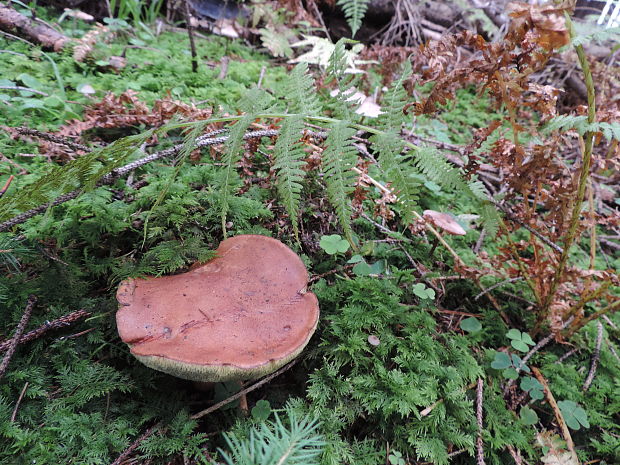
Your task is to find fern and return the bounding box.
[284,62,321,116]
[544,115,620,142]
[322,121,358,242]
[326,39,359,120]
[219,408,324,465]
[572,26,620,47]
[273,115,307,240]
[336,0,371,37]
[217,88,272,234]
[412,147,468,192]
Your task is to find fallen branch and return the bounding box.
[0,295,37,380]
[531,367,579,465]
[0,3,69,51]
[14,126,90,152]
[0,309,90,352]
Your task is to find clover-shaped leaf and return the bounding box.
[352,261,372,276]
[251,399,272,422]
[558,400,589,430]
[511,353,531,373]
[491,351,511,369]
[520,377,544,400]
[507,329,535,352]
[520,406,539,425]
[319,234,350,255]
[388,451,405,465]
[460,317,482,333]
[412,283,435,300]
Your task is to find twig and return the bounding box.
[110,359,298,465]
[182,0,198,72]
[217,56,229,80]
[606,339,620,365]
[0,85,48,96]
[0,129,278,232]
[0,175,15,198]
[473,229,485,254]
[0,309,90,352]
[13,126,90,152]
[257,65,266,89]
[0,295,37,380]
[506,445,523,465]
[582,321,604,391]
[555,347,580,364]
[474,277,522,301]
[531,367,579,465]
[476,378,486,465]
[10,382,28,422]
[564,299,620,338]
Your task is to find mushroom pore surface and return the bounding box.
[116,235,319,382]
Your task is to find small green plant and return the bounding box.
[411,282,435,300]
[319,234,350,255]
[460,317,482,333]
[490,351,530,380]
[388,450,406,465]
[520,377,544,401]
[506,329,535,352]
[520,406,539,425]
[251,400,272,422]
[558,401,590,431]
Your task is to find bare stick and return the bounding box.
[532,367,579,465]
[0,309,90,352]
[0,175,15,198]
[0,295,36,380]
[474,277,522,301]
[555,347,580,364]
[476,378,486,465]
[506,445,523,465]
[0,129,277,232]
[10,381,28,422]
[111,359,298,465]
[257,65,266,89]
[582,321,603,391]
[182,0,198,72]
[14,126,90,152]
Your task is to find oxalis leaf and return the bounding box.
[557,401,589,430]
[460,317,482,333]
[319,234,350,255]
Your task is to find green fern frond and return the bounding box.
[543,114,589,135]
[412,147,466,192]
[594,121,620,142]
[0,130,154,222]
[479,202,500,237]
[284,62,321,116]
[372,132,419,225]
[218,89,273,234]
[336,0,371,37]
[377,60,412,133]
[322,120,358,242]
[273,115,307,239]
[327,39,359,120]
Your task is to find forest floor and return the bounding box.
[0,3,619,465]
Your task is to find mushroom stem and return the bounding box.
[238,381,249,416]
[429,237,440,256]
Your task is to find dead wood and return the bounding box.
[0,3,69,50]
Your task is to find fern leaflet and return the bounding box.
[326,39,359,120]
[322,120,358,242]
[273,115,307,239]
[218,89,272,233]
[284,62,321,116]
[336,0,371,37]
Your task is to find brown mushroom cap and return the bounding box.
[423,210,466,236]
[116,235,319,382]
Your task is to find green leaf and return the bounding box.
[503,368,519,380]
[17,73,44,90]
[506,330,535,352]
[352,261,372,276]
[558,401,589,430]
[520,406,539,425]
[460,317,482,333]
[412,282,435,300]
[319,234,350,255]
[491,351,511,370]
[251,399,272,422]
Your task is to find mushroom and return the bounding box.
[116,235,319,391]
[422,210,466,255]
